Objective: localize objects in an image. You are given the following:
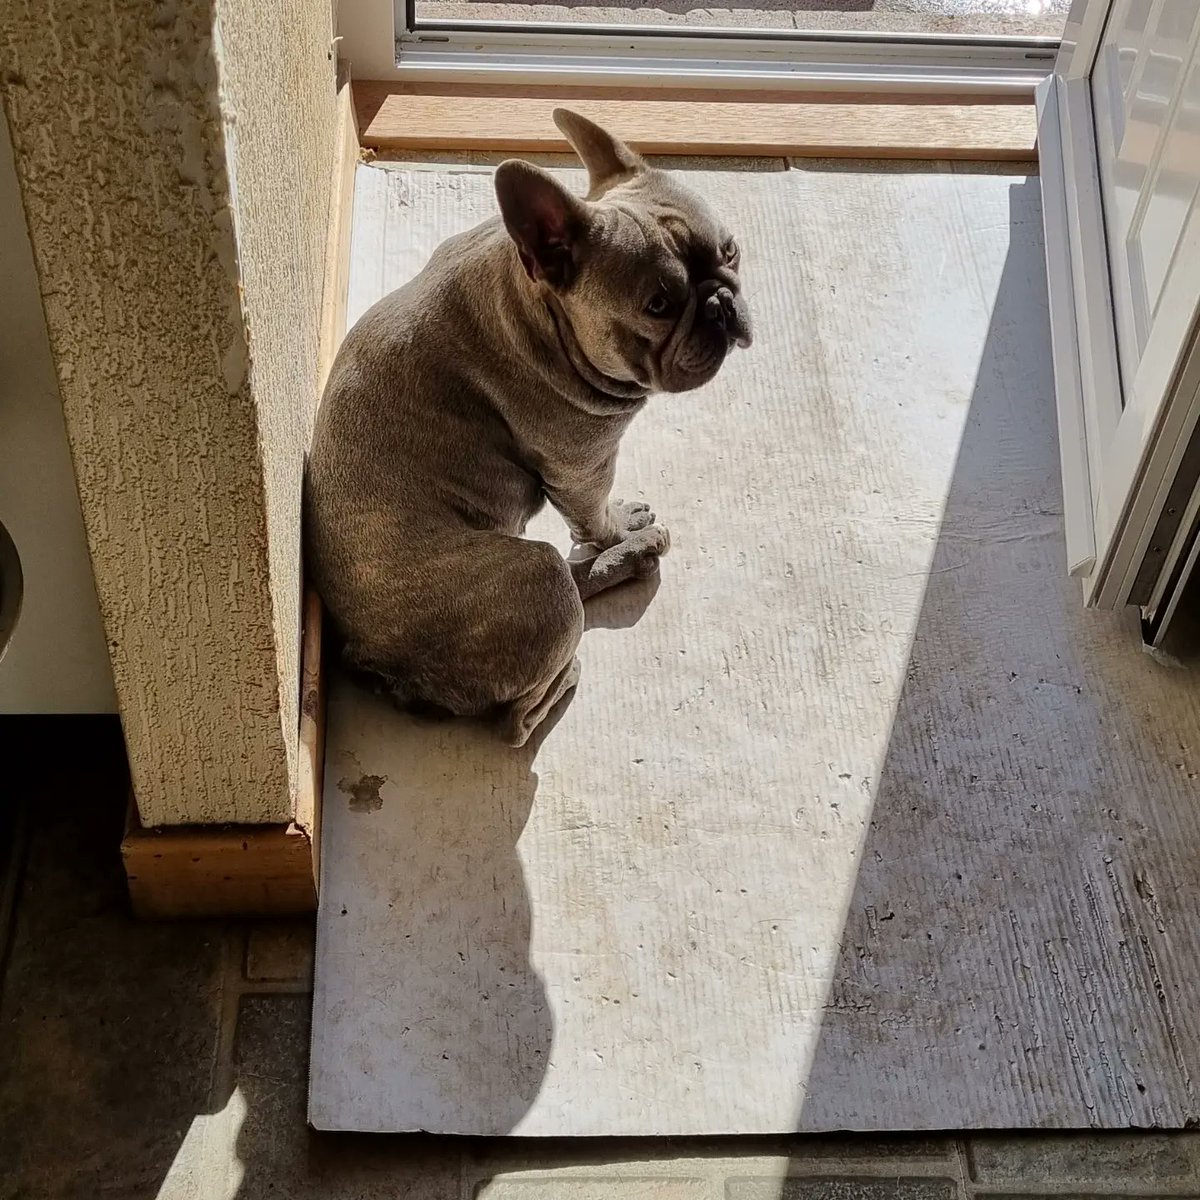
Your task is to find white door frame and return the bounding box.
[1038,0,1200,611]
[337,0,1057,94]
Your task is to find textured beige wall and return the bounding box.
[214,0,339,818]
[0,0,337,825]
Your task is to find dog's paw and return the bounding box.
[611,498,656,537]
[573,524,671,598]
[627,523,671,576]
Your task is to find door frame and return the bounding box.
[337,0,1058,95]
[1038,0,1200,610]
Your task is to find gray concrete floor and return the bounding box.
[417,0,1070,37]
[5,716,1200,1197]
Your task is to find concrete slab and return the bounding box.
[311,159,1200,1137]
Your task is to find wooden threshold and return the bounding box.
[122,812,317,919]
[353,81,1038,162]
[296,587,328,891]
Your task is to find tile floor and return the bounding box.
[4,716,1200,1198]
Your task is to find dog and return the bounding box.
[305,109,752,746]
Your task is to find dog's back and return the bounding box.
[305,218,549,685]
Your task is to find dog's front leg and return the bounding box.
[545,461,670,599]
[567,527,672,600]
[544,458,658,550]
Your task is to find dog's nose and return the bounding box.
[703,285,735,328]
[702,283,752,349]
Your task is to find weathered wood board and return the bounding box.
[310,159,1200,1135]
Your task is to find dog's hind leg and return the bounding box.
[335,533,586,746]
[500,655,582,748]
[481,538,584,747]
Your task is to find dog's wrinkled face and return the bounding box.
[495,109,753,395]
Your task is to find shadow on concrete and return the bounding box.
[311,678,574,1140]
[788,175,1200,1147]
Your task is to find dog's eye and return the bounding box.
[723,238,740,263]
[645,292,672,317]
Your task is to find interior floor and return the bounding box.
[313,156,1200,1137]
[5,719,1200,1197]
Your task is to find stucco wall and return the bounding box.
[0,0,337,825]
[214,0,339,820]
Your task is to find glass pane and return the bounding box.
[415,0,1070,36]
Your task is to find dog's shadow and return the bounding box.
[317,680,584,1134]
[313,560,661,1134]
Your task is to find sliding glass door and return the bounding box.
[380,0,1070,93]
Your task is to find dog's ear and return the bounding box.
[495,159,590,288]
[553,108,644,196]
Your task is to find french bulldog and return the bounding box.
[305,109,752,746]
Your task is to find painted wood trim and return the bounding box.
[1033,1,1198,614]
[1056,75,1125,606]
[319,64,360,396]
[1143,341,1200,622]
[1111,319,1200,609]
[1058,0,1112,83]
[296,62,356,893]
[333,0,400,82]
[296,588,327,892]
[353,83,1038,160]
[1036,76,1097,579]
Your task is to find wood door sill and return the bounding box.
[353,81,1038,162]
[122,812,317,919]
